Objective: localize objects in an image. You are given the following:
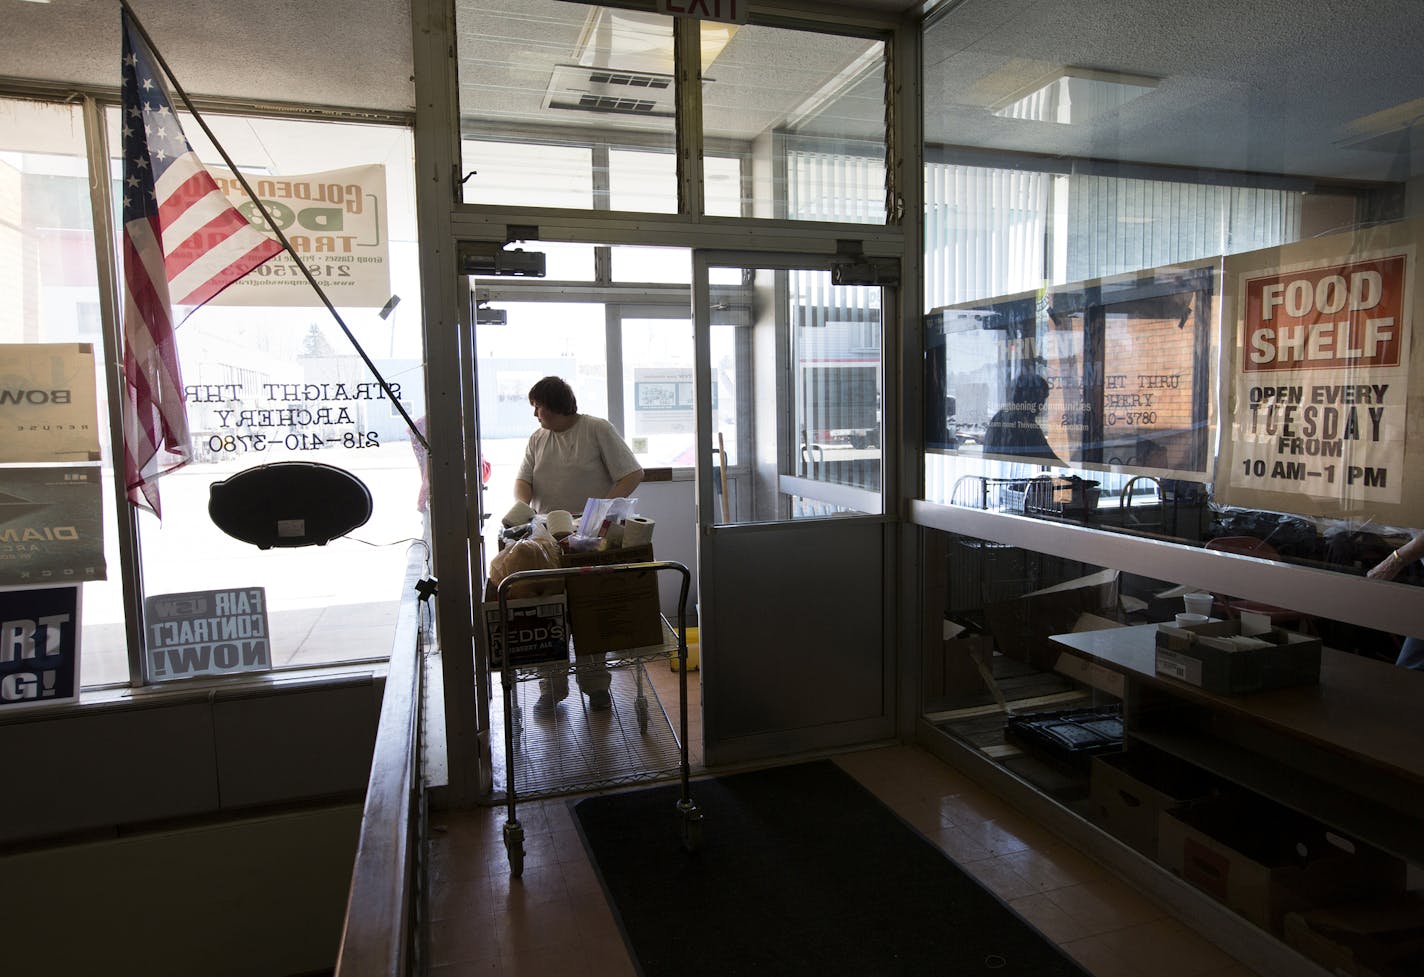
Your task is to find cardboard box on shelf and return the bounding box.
[1158,796,1405,933]
[481,594,570,669]
[1284,894,1424,977]
[1089,749,1218,855]
[560,543,662,654]
[1154,619,1321,694]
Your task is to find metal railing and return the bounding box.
[334,543,431,977]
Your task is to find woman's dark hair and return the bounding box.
[528,376,578,415]
[1008,371,1051,407]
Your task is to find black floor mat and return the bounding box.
[572,760,1090,977]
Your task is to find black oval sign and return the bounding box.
[209,462,372,549]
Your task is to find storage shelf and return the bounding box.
[492,616,687,800]
[492,661,683,800]
[1131,727,1424,866]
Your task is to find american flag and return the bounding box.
[120,10,281,516]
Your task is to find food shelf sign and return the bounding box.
[656,0,749,24]
[1229,251,1411,506]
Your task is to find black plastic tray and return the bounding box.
[1004,706,1124,771]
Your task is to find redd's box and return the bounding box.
[482,594,570,668]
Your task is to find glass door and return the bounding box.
[693,252,894,765]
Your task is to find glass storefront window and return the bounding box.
[792,270,883,494]
[473,300,609,555]
[921,524,1420,906]
[454,1,888,224]
[461,139,595,210]
[609,245,688,284]
[456,2,676,211]
[105,109,424,677]
[620,318,695,467]
[608,148,676,213]
[703,153,746,218]
[919,6,1424,968]
[705,263,884,524]
[534,241,599,282]
[617,317,738,471]
[478,246,733,481]
[702,23,887,223]
[0,98,125,688]
[921,0,1424,569]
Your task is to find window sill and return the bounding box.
[0,659,390,726]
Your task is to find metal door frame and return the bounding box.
[464,284,699,789]
[692,249,898,765]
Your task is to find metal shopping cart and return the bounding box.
[492,560,702,877]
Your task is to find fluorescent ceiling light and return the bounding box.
[574,8,737,75]
[1336,96,1424,153]
[993,67,1159,125]
[1342,96,1424,138]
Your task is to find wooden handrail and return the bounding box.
[334,544,429,977]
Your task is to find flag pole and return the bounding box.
[119,0,428,452]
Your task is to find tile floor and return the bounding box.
[427,665,1258,977]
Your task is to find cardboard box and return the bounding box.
[481,594,570,668]
[1155,620,1321,694]
[1284,894,1424,977]
[560,543,663,654]
[1089,749,1218,855]
[1158,796,1405,933]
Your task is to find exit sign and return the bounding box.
[657,0,750,25]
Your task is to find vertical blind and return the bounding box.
[923,161,1304,310]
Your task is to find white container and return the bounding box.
[1183,592,1214,617]
[545,509,575,538]
[1175,612,1209,627]
[502,500,535,528]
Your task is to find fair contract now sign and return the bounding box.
[143,587,272,682]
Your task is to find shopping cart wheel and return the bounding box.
[636,695,649,734]
[503,819,525,878]
[676,799,703,853]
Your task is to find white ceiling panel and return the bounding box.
[923,0,1424,183]
[2,0,1418,186]
[2,0,418,112]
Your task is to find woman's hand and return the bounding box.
[1368,553,1402,581]
[1370,531,1423,581]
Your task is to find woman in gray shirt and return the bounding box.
[515,376,643,516]
[513,376,643,711]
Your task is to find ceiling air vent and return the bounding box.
[578,93,657,114]
[545,64,676,117]
[587,70,670,90]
